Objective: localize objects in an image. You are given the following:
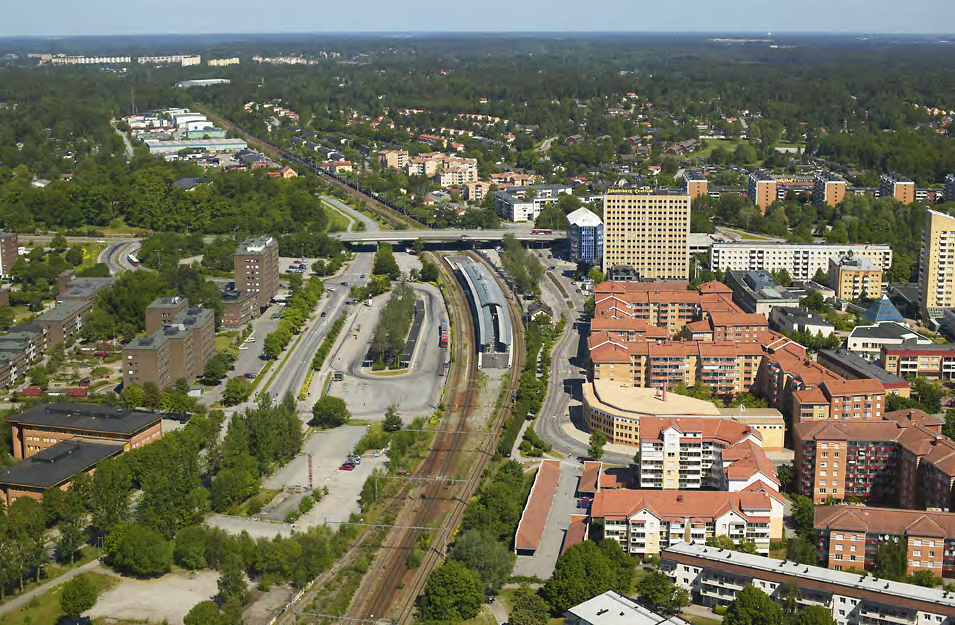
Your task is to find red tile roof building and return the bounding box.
[514,460,561,555]
[815,505,955,577]
[795,412,955,507]
[590,486,784,557]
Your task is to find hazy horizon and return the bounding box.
[2,0,953,39]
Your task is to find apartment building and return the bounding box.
[145,296,189,334]
[638,417,778,492]
[845,322,931,361]
[138,55,201,66]
[682,170,708,199]
[747,170,777,213]
[829,255,883,300]
[918,209,955,321]
[592,489,783,557]
[792,378,886,424]
[582,381,785,451]
[461,181,493,202]
[6,402,163,460]
[813,172,847,207]
[493,184,571,222]
[566,207,604,263]
[405,152,477,187]
[709,242,893,283]
[47,55,131,65]
[815,506,955,578]
[0,326,48,389]
[123,302,215,390]
[882,344,955,380]
[35,298,94,346]
[726,270,800,315]
[592,340,766,395]
[660,542,955,625]
[234,236,280,310]
[880,173,916,205]
[602,189,691,280]
[816,348,910,398]
[945,174,955,203]
[564,591,691,625]
[0,233,17,277]
[489,172,537,187]
[756,335,846,419]
[221,289,258,328]
[207,57,240,67]
[592,280,740,337]
[793,413,954,505]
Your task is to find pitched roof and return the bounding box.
[821,378,885,396]
[815,505,955,538]
[591,490,773,523]
[514,460,562,553]
[579,461,601,495]
[862,295,904,324]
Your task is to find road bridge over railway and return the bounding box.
[333,229,564,244]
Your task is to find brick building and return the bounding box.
[882,344,955,380]
[123,299,215,389]
[6,402,162,459]
[234,236,280,310]
[221,289,258,328]
[815,506,955,577]
[0,233,18,277]
[35,298,95,346]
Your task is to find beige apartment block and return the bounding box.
[602,189,690,280]
[918,209,955,321]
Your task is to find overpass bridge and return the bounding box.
[333,229,565,244]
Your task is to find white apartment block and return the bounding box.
[48,55,131,65]
[662,542,955,625]
[138,55,202,66]
[709,243,892,282]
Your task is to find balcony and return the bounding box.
[859,607,916,625]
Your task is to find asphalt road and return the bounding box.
[265,251,375,406]
[533,261,635,466]
[321,195,381,233]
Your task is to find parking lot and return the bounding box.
[86,570,220,625]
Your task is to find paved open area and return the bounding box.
[86,570,220,625]
[264,425,368,490]
[513,461,581,579]
[326,281,448,421]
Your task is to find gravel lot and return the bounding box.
[86,570,221,625]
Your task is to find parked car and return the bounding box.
[341,281,349,286]
[271,313,282,319]
[576,498,592,509]
[339,463,355,471]
[360,274,365,278]
[245,337,256,343]
[320,312,327,317]
[244,373,256,380]
[239,346,249,350]
[348,455,362,465]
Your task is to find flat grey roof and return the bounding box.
[236,236,276,255]
[817,349,907,386]
[36,299,91,322]
[0,438,124,489]
[125,333,169,350]
[8,403,161,436]
[149,296,187,309]
[773,306,835,327]
[663,542,955,612]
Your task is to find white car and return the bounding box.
[239,346,249,350]
[245,337,256,343]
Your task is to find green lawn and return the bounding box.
[215,331,238,351]
[78,243,106,272]
[695,138,741,159]
[0,572,117,625]
[0,546,103,610]
[684,615,722,625]
[322,201,355,232]
[461,605,499,625]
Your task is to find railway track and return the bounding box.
[192,105,421,231]
[354,251,527,625]
[346,251,478,623]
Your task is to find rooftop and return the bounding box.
[772,307,835,328]
[589,381,722,420]
[833,255,879,271]
[35,299,91,322]
[514,460,561,553]
[565,591,690,625]
[817,348,908,387]
[0,438,124,489]
[848,322,929,342]
[591,489,776,523]
[148,296,187,309]
[662,541,955,614]
[566,207,603,228]
[7,403,162,436]
[236,236,276,255]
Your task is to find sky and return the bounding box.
[1,0,953,37]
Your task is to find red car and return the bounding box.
[339,463,355,471]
